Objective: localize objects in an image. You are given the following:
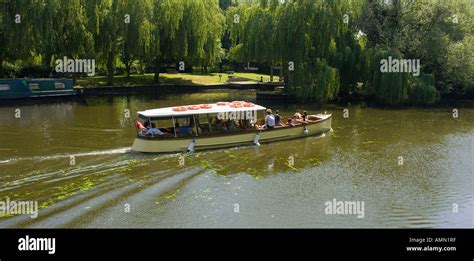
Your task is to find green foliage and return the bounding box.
[0,0,225,83]
[290,58,340,103]
[358,0,473,103]
[408,73,440,105]
[0,0,472,105]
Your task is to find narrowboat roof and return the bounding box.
[138,102,266,119]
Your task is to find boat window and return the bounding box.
[201,113,254,134]
[28,83,40,90]
[137,119,176,137]
[0,84,10,91]
[54,82,65,89]
[172,117,194,136]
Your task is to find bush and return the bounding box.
[19,64,52,78]
[1,63,21,78]
[408,74,440,105]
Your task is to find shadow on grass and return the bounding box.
[77,75,199,87]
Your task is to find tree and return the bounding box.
[0,0,44,77]
[43,0,93,82]
[118,0,153,78]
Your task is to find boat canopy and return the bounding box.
[138,102,267,120]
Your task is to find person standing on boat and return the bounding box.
[263,109,275,129]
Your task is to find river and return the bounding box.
[0,90,473,228]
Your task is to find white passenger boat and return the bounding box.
[132,101,332,153]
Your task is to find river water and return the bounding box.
[0,90,473,228]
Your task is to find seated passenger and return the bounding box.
[188,117,201,133]
[226,120,237,130]
[213,118,225,131]
[287,118,295,127]
[263,109,275,129]
[274,110,283,126]
[302,111,308,122]
[293,110,303,121]
[146,127,164,136]
[174,122,180,134]
[144,120,152,128]
[179,124,192,135]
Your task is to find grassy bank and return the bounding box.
[76,72,280,87]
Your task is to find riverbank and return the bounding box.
[76,72,281,87]
[75,82,282,96]
[256,89,474,109]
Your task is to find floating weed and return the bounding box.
[55,178,96,201]
[199,160,224,175]
[285,162,301,172]
[120,159,147,173]
[79,179,95,191]
[246,167,258,175]
[307,158,322,166]
[164,189,180,201]
[39,199,54,209]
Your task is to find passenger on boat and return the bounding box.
[144,120,152,128]
[238,119,251,129]
[302,111,308,121]
[225,120,238,130]
[188,117,201,134]
[293,110,303,120]
[179,123,192,135]
[213,117,225,131]
[145,127,164,136]
[274,110,283,126]
[286,118,295,127]
[263,109,275,129]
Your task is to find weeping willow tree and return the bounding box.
[359,47,440,105]
[148,0,224,82]
[39,0,93,84]
[118,0,153,78]
[225,0,364,102]
[179,0,225,73]
[273,0,362,103]
[0,0,46,77]
[360,48,408,105]
[226,3,253,64]
[149,0,185,83]
[408,73,439,105]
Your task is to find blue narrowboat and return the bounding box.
[0,78,76,101]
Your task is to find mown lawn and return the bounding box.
[77,72,280,87]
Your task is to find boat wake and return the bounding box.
[0,147,131,164]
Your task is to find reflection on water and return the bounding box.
[0,91,473,228]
